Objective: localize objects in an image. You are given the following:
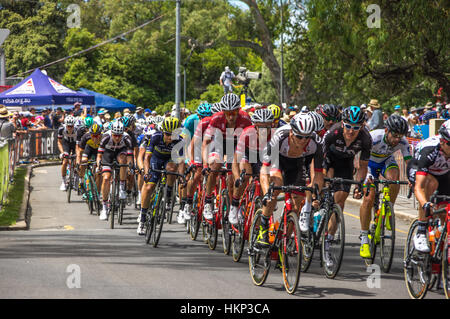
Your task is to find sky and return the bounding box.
[228,0,249,11]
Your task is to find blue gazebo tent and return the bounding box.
[78,88,135,111]
[0,68,94,109]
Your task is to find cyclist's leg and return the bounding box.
[359,162,379,255]
[383,157,400,204]
[204,152,222,219]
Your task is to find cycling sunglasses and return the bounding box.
[112,134,122,138]
[293,133,311,140]
[343,122,361,131]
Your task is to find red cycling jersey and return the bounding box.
[204,110,252,141]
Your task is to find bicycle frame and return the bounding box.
[232,175,261,241]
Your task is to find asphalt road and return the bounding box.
[0,165,446,299]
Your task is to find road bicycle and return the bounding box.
[65,154,77,204]
[144,168,186,248]
[364,179,410,272]
[103,161,130,229]
[248,183,314,294]
[404,191,450,299]
[231,169,262,262]
[202,167,232,252]
[301,177,362,279]
[80,161,101,216]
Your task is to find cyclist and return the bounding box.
[229,108,275,225]
[407,119,450,253]
[137,117,185,235]
[122,115,139,200]
[267,104,286,128]
[257,112,324,247]
[202,93,252,221]
[177,102,214,224]
[78,123,103,194]
[58,115,77,191]
[97,121,134,220]
[315,104,340,138]
[322,106,372,266]
[358,114,411,258]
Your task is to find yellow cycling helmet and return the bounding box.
[89,123,103,134]
[267,104,281,120]
[162,116,180,133]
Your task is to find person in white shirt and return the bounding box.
[219,66,235,94]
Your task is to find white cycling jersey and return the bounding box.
[369,129,411,163]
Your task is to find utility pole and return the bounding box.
[0,29,10,86]
[175,0,181,119]
[280,0,284,106]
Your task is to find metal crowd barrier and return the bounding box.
[0,129,60,207]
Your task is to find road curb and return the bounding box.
[0,160,60,231]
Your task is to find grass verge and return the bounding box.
[0,167,27,226]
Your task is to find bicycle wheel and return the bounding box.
[380,201,395,273]
[110,178,118,229]
[221,190,231,256]
[152,188,166,247]
[442,231,449,299]
[91,175,101,216]
[403,219,429,299]
[167,180,177,224]
[66,165,73,203]
[365,218,378,267]
[145,214,154,245]
[207,218,219,250]
[321,204,345,279]
[118,200,125,225]
[281,212,302,294]
[300,210,315,273]
[248,209,270,287]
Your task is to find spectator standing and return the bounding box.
[0,106,16,139]
[73,102,83,117]
[134,107,146,121]
[393,105,401,116]
[94,109,107,125]
[219,66,235,94]
[52,107,65,129]
[366,99,384,131]
[420,101,437,124]
[43,108,53,128]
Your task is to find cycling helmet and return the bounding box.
[120,116,130,128]
[317,104,340,121]
[267,104,281,120]
[211,102,222,114]
[301,105,310,113]
[290,112,315,136]
[220,93,240,111]
[308,111,324,132]
[111,121,124,135]
[90,123,102,134]
[161,117,180,133]
[341,106,365,124]
[64,115,76,126]
[251,108,274,123]
[197,102,212,118]
[438,119,450,141]
[385,114,408,135]
[84,117,94,128]
[137,118,146,127]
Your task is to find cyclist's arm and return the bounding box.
[356,160,369,184]
[144,151,152,176]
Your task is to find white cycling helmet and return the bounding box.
[211,102,222,114]
[290,112,315,136]
[308,111,324,132]
[111,121,124,135]
[251,108,274,123]
[220,93,240,111]
[64,115,76,126]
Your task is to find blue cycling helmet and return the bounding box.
[197,102,212,118]
[342,106,365,124]
[120,116,131,128]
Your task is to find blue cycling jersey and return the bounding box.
[183,114,201,139]
[146,131,184,160]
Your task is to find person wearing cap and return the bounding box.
[421,101,437,125]
[366,99,384,131]
[123,108,131,116]
[134,107,145,121]
[144,108,151,119]
[219,66,235,94]
[393,105,401,116]
[0,105,15,139]
[94,109,107,125]
[73,102,83,117]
